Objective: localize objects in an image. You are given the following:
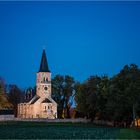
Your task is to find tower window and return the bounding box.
[43,77,45,82]
[46,77,48,82]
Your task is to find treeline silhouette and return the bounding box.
[0,64,140,126]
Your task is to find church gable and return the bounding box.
[42,98,52,103]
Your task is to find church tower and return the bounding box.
[18,49,57,119]
[36,49,51,98]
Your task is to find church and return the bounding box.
[17,50,57,119]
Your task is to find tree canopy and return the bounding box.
[1,63,140,124]
[75,64,140,125]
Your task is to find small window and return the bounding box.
[48,106,50,109]
[45,77,48,82]
[36,114,39,118]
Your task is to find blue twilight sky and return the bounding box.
[0,1,140,89]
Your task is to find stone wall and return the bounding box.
[0,117,90,123]
[0,115,14,121]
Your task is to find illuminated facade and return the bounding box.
[17,50,57,119]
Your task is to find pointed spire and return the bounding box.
[39,49,50,72]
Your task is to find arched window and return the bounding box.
[46,77,48,82]
[43,77,45,82]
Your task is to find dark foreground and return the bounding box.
[0,121,140,139]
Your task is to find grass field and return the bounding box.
[0,121,140,139]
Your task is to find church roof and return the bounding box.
[42,98,52,103]
[30,95,40,104]
[39,49,50,72]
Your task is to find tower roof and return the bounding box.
[39,49,50,72]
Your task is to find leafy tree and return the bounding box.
[8,85,22,117]
[75,82,89,118]
[63,75,75,118]
[76,76,101,119]
[0,77,12,109]
[52,75,65,118]
[106,64,140,124]
[86,76,101,120]
[97,75,110,120]
[52,75,75,118]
